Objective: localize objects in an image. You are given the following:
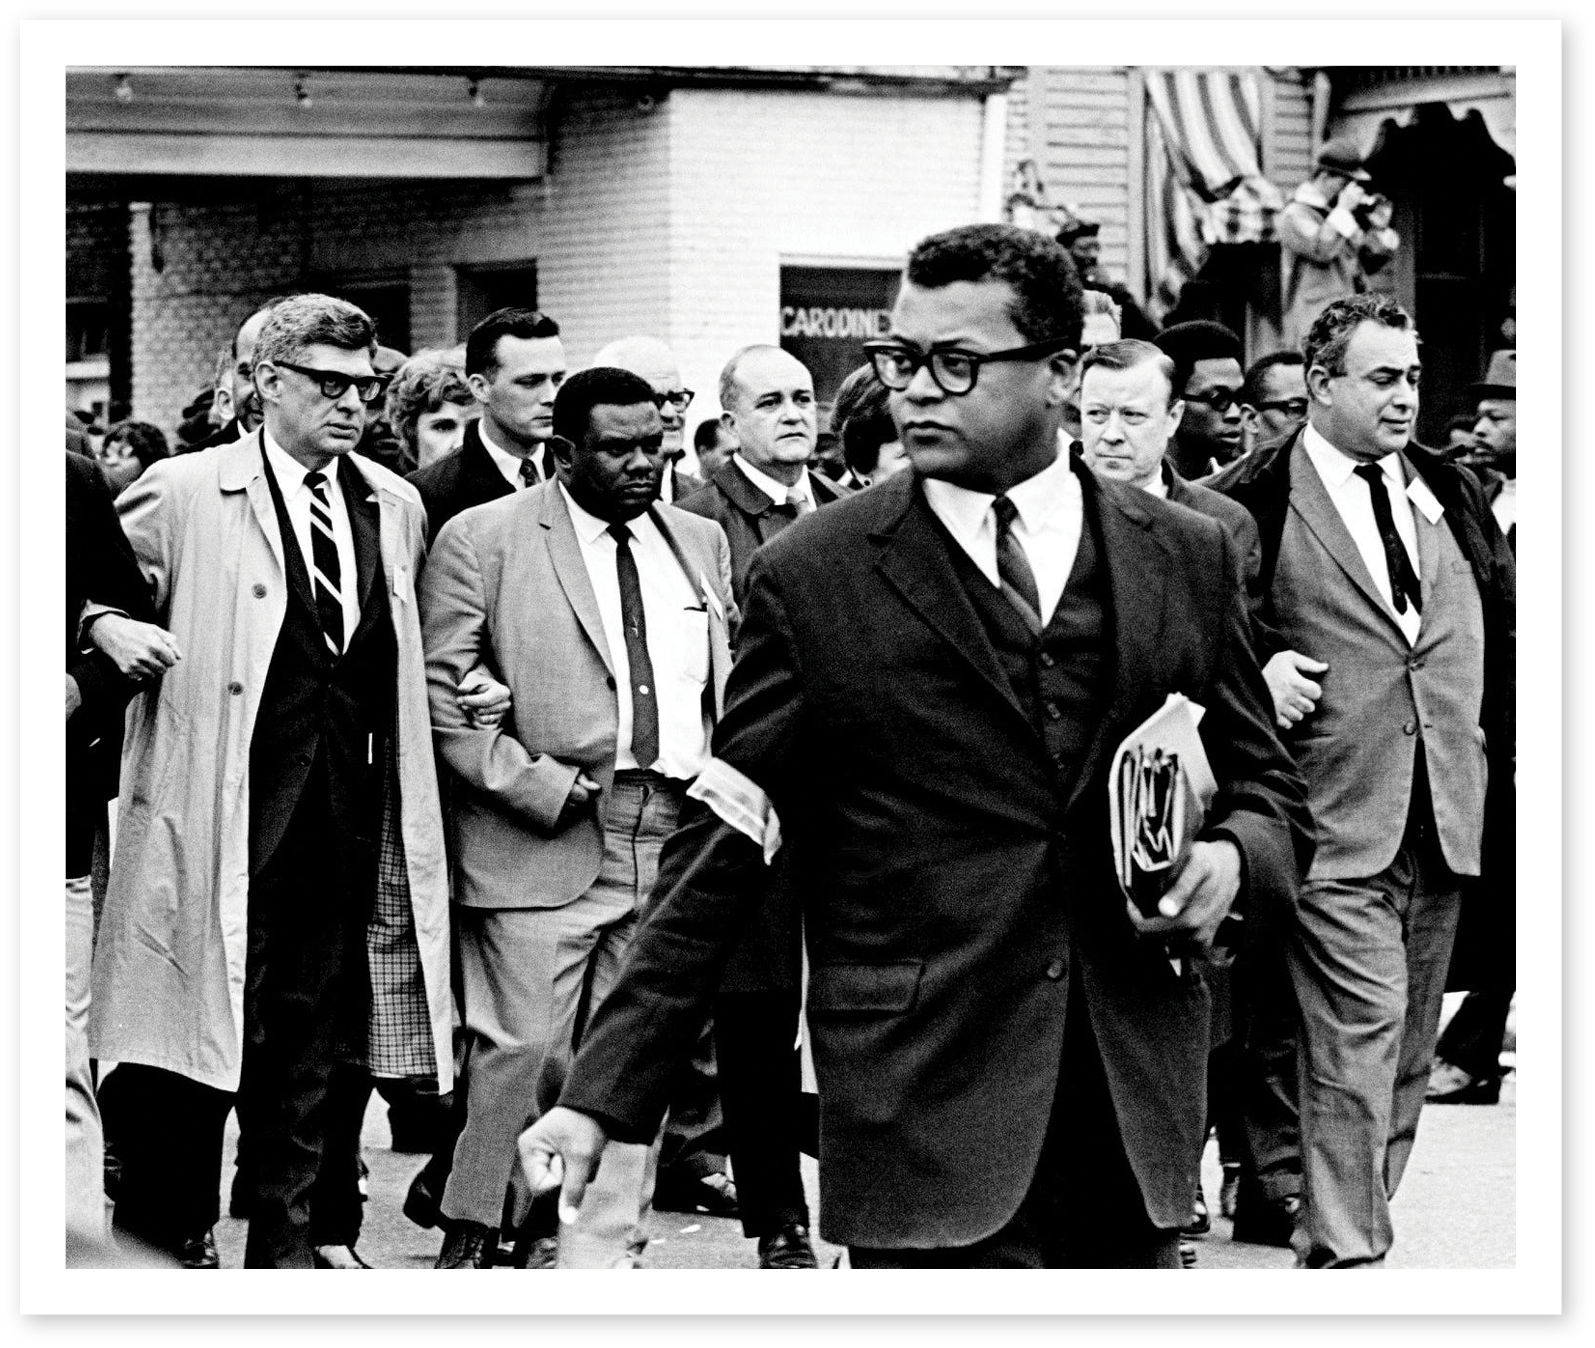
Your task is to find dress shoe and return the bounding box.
[1426,1061,1502,1105]
[313,1244,372,1269]
[654,1170,739,1218]
[1219,1162,1242,1220]
[172,1229,219,1269]
[435,1220,496,1269]
[757,1222,818,1269]
[1230,1193,1300,1248]
[1182,1189,1210,1237]
[403,1167,443,1230]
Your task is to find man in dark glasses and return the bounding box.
[1154,320,1247,480]
[1241,351,1310,458]
[91,293,451,1268]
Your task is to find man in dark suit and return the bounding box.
[521,224,1311,1268]
[1207,293,1514,1267]
[189,298,286,451]
[674,344,848,1267]
[407,307,566,537]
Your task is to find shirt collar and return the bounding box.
[478,418,537,479]
[559,482,656,547]
[921,446,1074,538]
[262,427,326,496]
[1303,422,1403,490]
[733,453,810,507]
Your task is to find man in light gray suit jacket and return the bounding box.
[1209,293,1515,1268]
[417,367,736,1268]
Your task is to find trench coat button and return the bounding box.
[1044,700,1062,721]
[1045,959,1065,980]
[1403,720,1417,735]
[1039,651,1056,669]
[252,583,267,598]
[228,680,244,696]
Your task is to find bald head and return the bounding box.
[593,335,686,456]
[718,345,816,485]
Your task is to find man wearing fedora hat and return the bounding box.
[1460,350,1517,543]
[1055,218,1158,341]
[1278,136,1401,351]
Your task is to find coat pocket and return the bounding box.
[808,959,923,1015]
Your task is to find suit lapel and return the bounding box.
[223,430,289,584]
[715,462,791,545]
[339,455,381,614]
[872,479,1033,736]
[1060,467,1168,819]
[1287,439,1405,629]
[540,483,615,676]
[460,423,517,502]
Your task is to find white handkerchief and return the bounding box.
[1406,474,1445,524]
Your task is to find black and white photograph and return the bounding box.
[12,5,1567,1325]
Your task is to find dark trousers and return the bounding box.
[659,1022,727,1183]
[850,966,1182,1269]
[102,1064,232,1252]
[715,988,812,1238]
[1231,938,1303,1203]
[1434,986,1513,1080]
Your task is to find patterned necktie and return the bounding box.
[788,489,814,516]
[519,455,540,488]
[303,470,345,656]
[992,495,1042,635]
[1353,463,1422,615]
[608,523,660,768]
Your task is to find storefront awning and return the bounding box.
[1142,68,1284,322]
[68,67,550,180]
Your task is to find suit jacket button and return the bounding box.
[1045,959,1065,980]
[228,680,244,696]
[1044,700,1062,720]
[252,583,268,598]
[1403,720,1417,735]
[1039,651,1056,669]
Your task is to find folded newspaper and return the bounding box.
[1108,693,1218,918]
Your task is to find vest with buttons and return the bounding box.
[943,509,1110,799]
[249,453,396,876]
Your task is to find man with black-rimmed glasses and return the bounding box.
[1154,320,1248,480]
[92,293,453,1268]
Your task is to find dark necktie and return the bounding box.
[1353,463,1422,615]
[608,522,660,769]
[992,494,1042,635]
[519,455,541,488]
[304,470,345,656]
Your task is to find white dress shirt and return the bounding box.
[1302,423,1428,645]
[479,419,543,488]
[732,453,816,513]
[263,431,360,648]
[560,485,713,780]
[921,448,1083,627]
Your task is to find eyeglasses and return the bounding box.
[1183,387,1242,414]
[273,361,391,405]
[862,338,1073,396]
[652,389,695,412]
[1254,397,1309,419]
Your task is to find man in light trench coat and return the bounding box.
[89,294,453,1268]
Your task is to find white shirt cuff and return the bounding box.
[687,757,783,864]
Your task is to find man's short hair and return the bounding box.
[1241,350,1306,406]
[232,295,292,359]
[551,366,660,448]
[904,223,1085,353]
[831,363,897,477]
[717,344,790,413]
[252,293,376,371]
[1079,339,1178,404]
[1152,320,1243,397]
[693,418,728,453]
[1302,293,1415,379]
[385,349,476,454]
[465,307,561,379]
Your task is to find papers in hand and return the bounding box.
[1108,693,1218,918]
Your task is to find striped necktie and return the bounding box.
[520,455,540,488]
[304,470,345,656]
[992,494,1042,636]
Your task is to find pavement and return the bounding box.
[208,1054,1515,1270]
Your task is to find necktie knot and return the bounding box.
[1353,463,1383,488]
[607,522,633,547]
[305,469,328,497]
[519,456,540,488]
[992,494,1020,533]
